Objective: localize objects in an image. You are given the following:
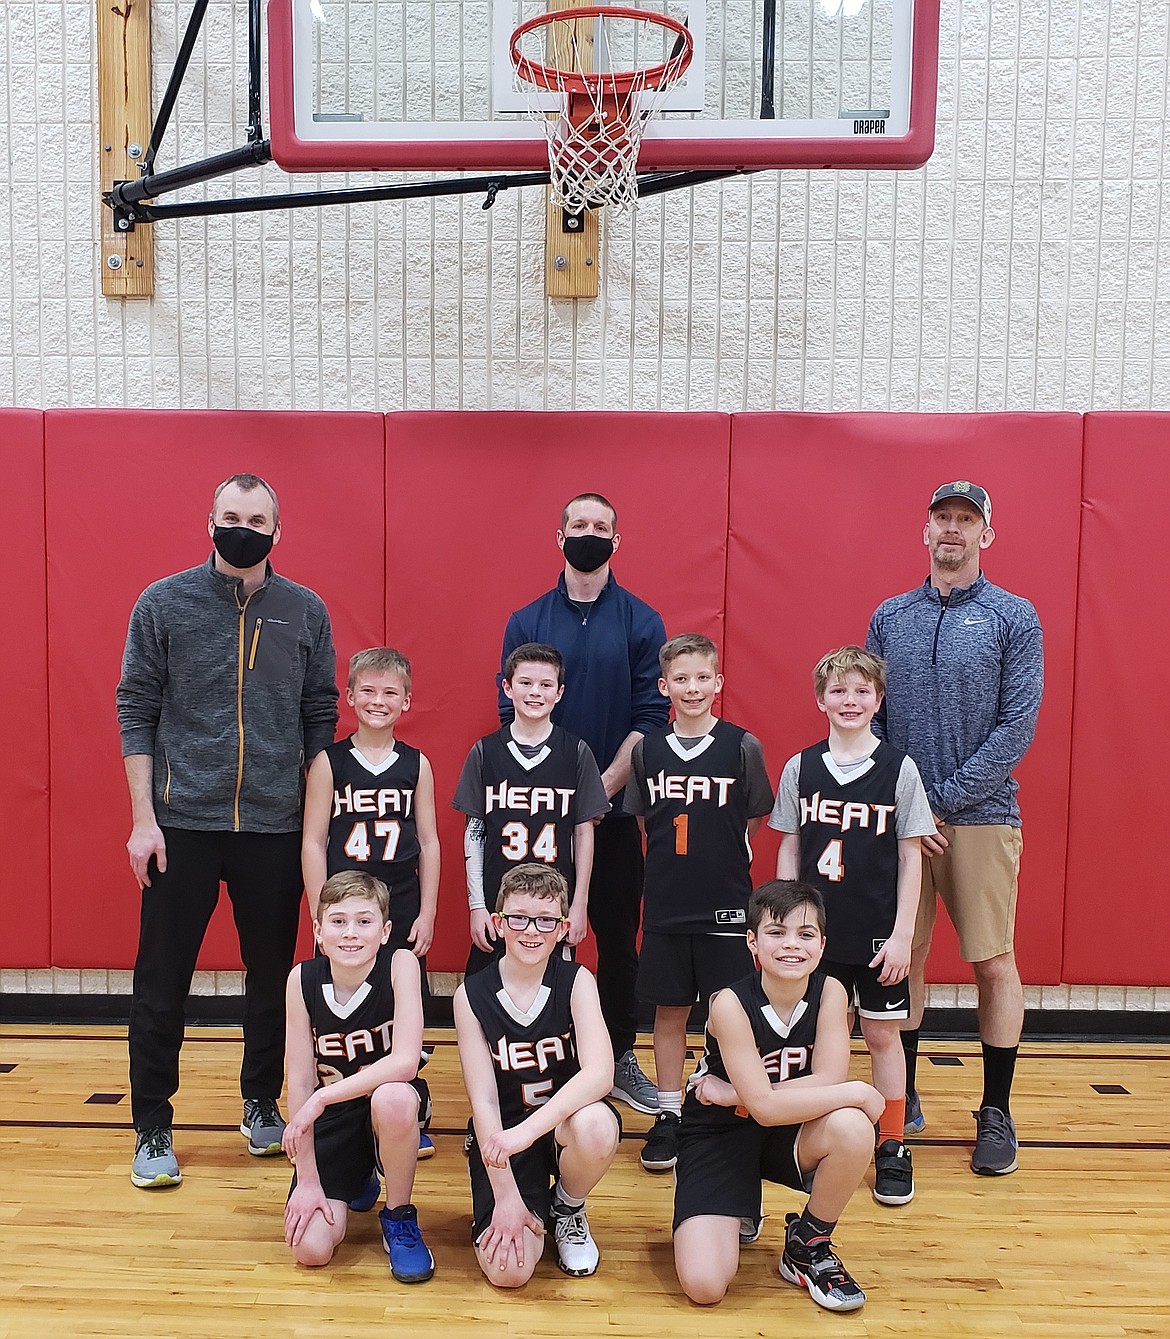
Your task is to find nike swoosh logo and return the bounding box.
[963,617,989,625]
[885,1000,908,1009]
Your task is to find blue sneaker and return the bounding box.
[417,1131,435,1159]
[380,1204,435,1283]
[904,1089,926,1136]
[131,1126,181,1188]
[348,1171,381,1212]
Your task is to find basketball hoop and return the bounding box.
[510,6,694,214]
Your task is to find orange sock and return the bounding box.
[878,1097,906,1145]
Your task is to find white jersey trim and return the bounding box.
[506,739,553,772]
[322,979,373,1019]
[495,983,552,1027]
[347,743,400,776]
[666,731,716,761]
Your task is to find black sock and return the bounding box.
[794,1208,836,1242]
[901,1027,920,1094]
[980,1043,1018,1116]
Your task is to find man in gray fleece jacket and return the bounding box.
[867,481,1042,1178]
[117,473,338,1189]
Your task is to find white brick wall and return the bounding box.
[2,1,1167,412]
[2,2,1167,1010]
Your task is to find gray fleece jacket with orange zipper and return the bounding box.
[116,555,338,833]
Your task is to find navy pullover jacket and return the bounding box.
[499,573,669,806]
[866,574,1043,826]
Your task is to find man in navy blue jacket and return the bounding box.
[499,493,668,1114]
[867,481,1043,1177]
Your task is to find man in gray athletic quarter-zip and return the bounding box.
[116,473,338,1189]
[867,481,1043,1177]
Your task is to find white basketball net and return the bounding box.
[511,9,694,214]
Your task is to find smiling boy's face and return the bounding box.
[748,903,825,980]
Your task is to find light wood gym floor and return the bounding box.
[0,1025,1167,1338]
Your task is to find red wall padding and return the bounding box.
[44,411,386,970]
[1064,415,1168,984]
[12,406,1163,987]
[383,412,732,971]
[1,411,51,967]
[723,413,1082,986]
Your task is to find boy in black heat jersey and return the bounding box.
[771,646,935,1207]
[302,647,440,955]
[625,634,774,1172]
[281,872,434,1283]
[672,881,882,1312]
[454,864,619,1287]
[453,643,608,977]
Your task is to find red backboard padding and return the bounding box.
[382,412,731,971]
[1064,415,1169,984]
[723,413,1082,986]
[0,411,51,968]
[44,410,385,971]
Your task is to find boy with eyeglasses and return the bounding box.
[453,863,620,1286]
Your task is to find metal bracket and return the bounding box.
[562,209,587,234]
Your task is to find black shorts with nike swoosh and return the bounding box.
[821,958,909,1020]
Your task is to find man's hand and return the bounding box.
[408,912,435,958]
[922,814,950,857]
[127,822,167,889]
[470,908,497,953]
[870,932,912,985]
[566,901,588,947]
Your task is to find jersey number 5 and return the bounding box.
[343,820,401,863]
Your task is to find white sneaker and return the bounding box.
[553,1202,600,1277]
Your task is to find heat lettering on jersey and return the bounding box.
[798,791,895,835]
[645,772,736,806]
[761,1045,811,1082]
[332,784,415,819]
[488,1032,574,1073]
[316,1019,394,1063]
[485,783,575,817]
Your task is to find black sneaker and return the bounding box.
[779,1213,866,1312]
[971,1105,1018,1175]
[873,1139,915,1205]
[639,1111,680,1172]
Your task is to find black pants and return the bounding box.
[587,812,644,1058]
[128,827,303,1130]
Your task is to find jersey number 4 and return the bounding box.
[816,838,845,883]
[343,820,401,863]
[501,821,558,864]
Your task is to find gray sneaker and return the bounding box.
[131,1126,181,1188]
[610,1049,659,1114]
[971,1105,1018,1175]
[241,1098,286,1156]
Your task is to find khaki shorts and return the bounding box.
[914,824,1023,964]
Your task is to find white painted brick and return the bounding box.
[0,970,28,992]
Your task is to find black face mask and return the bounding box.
[212,525,275,570]
[562,534,614,574]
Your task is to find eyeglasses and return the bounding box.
[497,913,565,933]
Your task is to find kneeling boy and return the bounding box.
[673,881,882,1311]
[454,864,619,1287]
[282,871,434,1282]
